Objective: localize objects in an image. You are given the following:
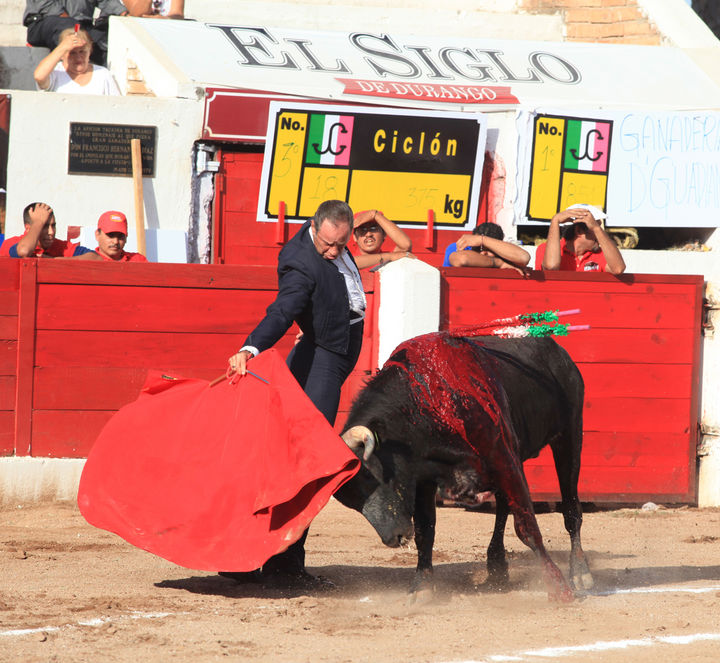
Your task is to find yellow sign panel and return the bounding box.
[527,117,564,220]
[258,103,487,228]
[349,171,472,224]
[298,167,351,218]
[268,112,307,217]
[559,172,608,211]
[526,114,613,221]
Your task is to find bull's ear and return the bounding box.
[341,426,376,461]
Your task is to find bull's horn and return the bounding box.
[341,425,376,461]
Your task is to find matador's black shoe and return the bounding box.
[218,570,264,584]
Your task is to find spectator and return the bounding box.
[23,0,128,67]
[534,204,626,275]
[0,202,100,259]
[352,209,414,269]
[94,211,148,262]
[443,222,530,275]
[122,0,184,18]
[34,27,120,95]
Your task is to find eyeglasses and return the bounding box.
[355,224,382,236]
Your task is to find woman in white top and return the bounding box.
[123,0,185,18]
[33,27,120,96]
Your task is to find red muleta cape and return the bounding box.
[77,349,360,571]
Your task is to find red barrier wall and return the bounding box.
[0,259,704,504]
[0,260,376,458]
[441,267,704,504]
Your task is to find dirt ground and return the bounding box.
[2,498,720,663]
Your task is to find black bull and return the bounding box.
[335,333,593,601]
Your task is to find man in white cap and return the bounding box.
[534,204,625,274]
[95,211,148,262]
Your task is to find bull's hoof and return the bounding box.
[546,577,575,603]
[408,570,435,605]
[550,587,575,603]
[406,586,435,606]
[484,568,510,591]
[571,570,594,592]
[570,559,594,592]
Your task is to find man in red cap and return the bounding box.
[94,211,148,262]
[0,202,100,259]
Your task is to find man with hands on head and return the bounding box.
[444,222,531,276]
[0,202,100,259]
[351,209,415,269]
[224,200,365,587]
[535,204,626,274]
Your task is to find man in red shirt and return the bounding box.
[0,202,99,259]
[534,204,626,274]
[94,211,148,262]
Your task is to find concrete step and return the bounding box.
[0,24,27,48]
[0,0,24,26]
[0,45,49,90]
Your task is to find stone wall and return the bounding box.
[522,0,662,44]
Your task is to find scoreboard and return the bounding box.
[258,103,487,229]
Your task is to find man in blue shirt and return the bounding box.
[443,222,530,275]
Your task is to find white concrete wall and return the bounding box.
[4,90,204,243]
[376,258,441,367]
[698,281,720,507]
[0,458,85,505]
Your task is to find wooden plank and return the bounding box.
[526,465,692,502]
[557,328,696,364]
[583,396,692,434]
[0,316,17,340]
[0,340,17,373]
[443,268,703,288]
[33,367,222,409]
[0,261,20,291]
[577,363,691,398]
[579,431,689,469]
[443,284,700,329]
[221,244,284,266]
[15,260,37,455]
[34,367,148,410]
[524,435,693,502]
[219,151,263,209]
[34,329,299,368]
[0,411,13,456]
[31,410,113,458]
[35,276,373,334]
[35,261,280,289]
[36,286,284,332]
[0,291,19,316]
[0,375,16,410]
